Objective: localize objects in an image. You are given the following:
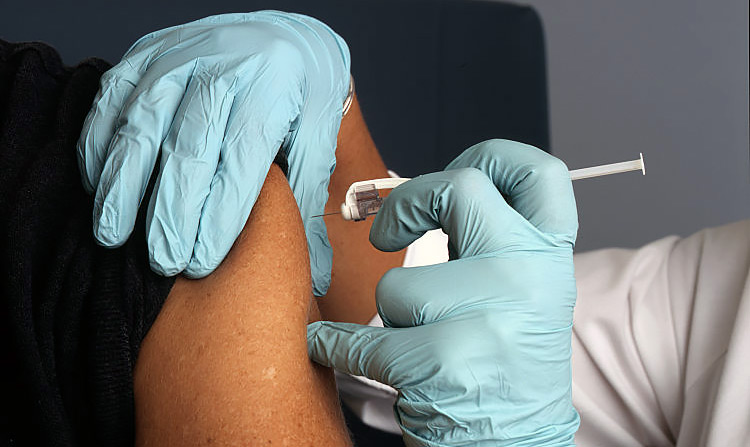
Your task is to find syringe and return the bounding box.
[569,152,645,180]
[314,153,645,221]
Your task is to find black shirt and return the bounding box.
[0,39,176,447]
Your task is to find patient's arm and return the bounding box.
[133,94,402,445]
[133,164,351,446]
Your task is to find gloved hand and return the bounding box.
[77,11,350,295]
[307,139,581,446]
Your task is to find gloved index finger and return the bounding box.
[307,321,416,389]
[446,139,578,246]
[370,168,541,259]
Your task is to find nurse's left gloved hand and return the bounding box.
[77,11,351,295]
[307,140,581,446]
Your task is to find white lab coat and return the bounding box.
[337,220,750,446]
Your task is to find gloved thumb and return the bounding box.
[307,321,403,387]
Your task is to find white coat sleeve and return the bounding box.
[572,219,750,447]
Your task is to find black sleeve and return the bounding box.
[0,40,176,447]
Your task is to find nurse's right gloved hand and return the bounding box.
[77,11,351,296]
[307,140,581,447]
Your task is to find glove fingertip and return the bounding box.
[183,257,216,279]
[306,321,334,366]
[187,226,240,278]
[312,275,331,298]
[145,222,195,278]
[148,257,183,277]
[146,240,187,277]
[306,320,324,339]
[92,228,126,248]
[310,250,332,297]
[306,231,332,297]
[92,206,128,248]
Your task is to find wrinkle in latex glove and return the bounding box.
[77,11,351,295]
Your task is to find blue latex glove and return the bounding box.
[77,11,351,295]
[307,140,581,446]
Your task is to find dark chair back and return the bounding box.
[1,0,550,175]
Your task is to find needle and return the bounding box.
[311,211,343,218]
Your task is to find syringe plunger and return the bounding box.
[569,153,645,180]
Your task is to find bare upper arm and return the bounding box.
[133,165,350,446]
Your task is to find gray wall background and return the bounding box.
[514,0,749,251]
